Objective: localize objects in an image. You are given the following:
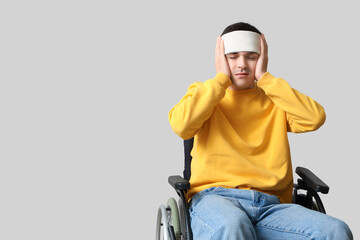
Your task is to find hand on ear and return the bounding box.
[255,34,268,81]
[215,36,231,77]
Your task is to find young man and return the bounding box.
[168,22,353,239]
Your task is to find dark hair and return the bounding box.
[221,22,261,36]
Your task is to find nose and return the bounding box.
[237,55,248,69]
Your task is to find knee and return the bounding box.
[317,218,353,240]
[218,214,250,229]
[332,220,353,240]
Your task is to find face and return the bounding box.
[226,51,259,90]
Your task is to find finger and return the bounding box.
[215,37,221,71]
[260,34,264,55]
[221,39,226,57]
[260,34,268,56]
[262,34,268,52]
[215,36,220,57]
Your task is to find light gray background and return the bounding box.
[0,0,359,239]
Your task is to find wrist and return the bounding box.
[256,72,272,87]
[214,72,232,88]
[216,71,230,78]
[256,72,266,81]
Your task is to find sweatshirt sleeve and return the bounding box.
[168,72,231,139]
[257,72,326,133]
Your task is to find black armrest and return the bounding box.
[295,167,329,194]
[168,175,190,191]
[168,175,193,239]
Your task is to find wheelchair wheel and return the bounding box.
[177,198,187,239]
[156,204,169,240]
[156,198,181,240]
[167,198,181,240]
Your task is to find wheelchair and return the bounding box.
[156,137,330,240]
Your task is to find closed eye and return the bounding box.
[226,53,258,60]
[226,54,238,60]
[247,53,258,60]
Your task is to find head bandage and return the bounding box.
[222,30,261,55]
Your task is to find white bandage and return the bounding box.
[222,30,261,55]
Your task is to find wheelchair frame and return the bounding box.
[156,138,329,240]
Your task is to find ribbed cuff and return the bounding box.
[214,72,232,89]
[257,72,273,87]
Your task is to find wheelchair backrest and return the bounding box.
[183,138,194,181]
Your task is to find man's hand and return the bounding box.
[255,34,269,81]
[215,36,230,77]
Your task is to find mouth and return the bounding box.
[235,72,249,77]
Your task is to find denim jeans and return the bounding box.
[189,187,353,240]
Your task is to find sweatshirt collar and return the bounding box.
[226,82,259,95]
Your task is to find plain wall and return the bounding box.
[0,0,359,239]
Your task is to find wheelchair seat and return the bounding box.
[156,138,329,240]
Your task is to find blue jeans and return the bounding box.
[189,187,353,240]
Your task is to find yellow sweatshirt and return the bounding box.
[168,72,326,203]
